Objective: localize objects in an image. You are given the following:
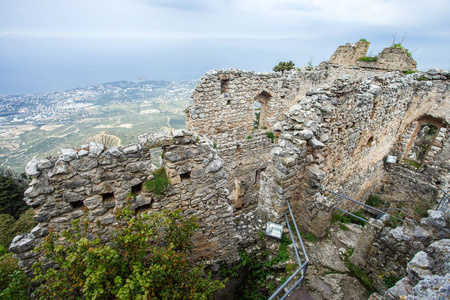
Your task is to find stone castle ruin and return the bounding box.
[11,41,450,298]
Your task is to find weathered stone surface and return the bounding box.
[9,233,35,253]
[25,157,40,177]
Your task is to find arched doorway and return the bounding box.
[252,91,272,131]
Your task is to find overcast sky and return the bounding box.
[1,0,449,94]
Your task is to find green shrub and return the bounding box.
[273,61,295,72]
[332,209,366,226]
[366,194,382,207]
[0,175,27,219]
[143,167,171,196]
[32,208,225,299]
[403,159,421,170]
[358,56,378,62]
[247,135,252,139]
[301,232,317,243]
[417,75,428,81]
[0,208,37,249]
[359,38,368,42]
[265,131,275,142]
[383,275,400,288]
[403,69,418,75]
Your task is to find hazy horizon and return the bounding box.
[1,0,449,95]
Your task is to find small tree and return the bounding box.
[0,175,27,219]
[32,206,225,299]
[273,61,295,72]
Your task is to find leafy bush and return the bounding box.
[366,194,382,207]
[0,175,27,219]
[0,208,37,249]
[265,131,275,142]
[273,61,295,72]
[383,275,400,288]
[332,209,366,226]
[32,207,225,299]
[358,56,377,62]
[359,38,368,42]
[143,167,171,196]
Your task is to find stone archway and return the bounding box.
[253,91,272,130]
[401,116,448,166]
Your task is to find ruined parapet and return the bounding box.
[357,46,417,71]
[329,40,370,67]
[330,40,417,72]
[10,130,243,275]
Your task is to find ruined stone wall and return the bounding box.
[259,69,450,237]
[349,210,450,293]
[217,132,273,211]
[186,68,332,145]
[11,130,258,275]
[329,40,370,67]
[330,41,417,72]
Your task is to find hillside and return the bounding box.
[0,80,195,173]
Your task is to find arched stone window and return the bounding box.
[253,91,272,130]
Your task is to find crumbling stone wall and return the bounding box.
[349,210,450,294]
[329,40,370,67]
[329,40,417,72]
[258,69,450,237]
[11,130,252,275]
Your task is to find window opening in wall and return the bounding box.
[150,147,162,168]
[221,79,229,93]
[180,171,191,182]
[135,203,152,214]
[71,200,85,209]
[236,144,242,154]
[253,101,262,129]
[102,192,115,202]
[407,123,439,163]
[132,183,142,195]
[253,91,272,131]
[255,168,266,184]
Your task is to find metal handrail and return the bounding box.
[325,188,404,221]
[268,200,309,300]
[437,189,449,211]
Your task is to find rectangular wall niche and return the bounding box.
[132,183,142,195]
[180,171,191,182]
[102,192,115,202]
[70,200,85,209]
[221,79,229,94]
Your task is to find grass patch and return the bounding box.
[265,131,275,142]
[366,194,382,207]
[332,209,366,226]
[300,232,317,243]
[358,56,377,62]
[143,167,170,196]
[417,75,428,81]
[383,276,400,288]
[403,69,418,75]
[344,250,375,292]
[403,159,421,170]
[339,224,349,231]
